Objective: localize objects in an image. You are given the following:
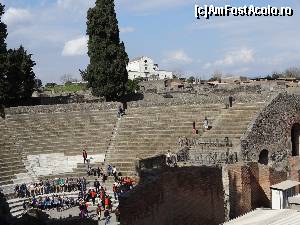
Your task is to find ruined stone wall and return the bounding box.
[128,90,277,108]
[4,102,119,115]
[120,166,225,225]
[4,87,278,114]
[241,93,300,169]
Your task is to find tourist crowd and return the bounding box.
[77,177,133,222]
[14,155,134,223]
[23,194,77,212]
[15,177,87,198]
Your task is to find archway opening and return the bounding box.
[258,149,269,165]
[291,123,300,156]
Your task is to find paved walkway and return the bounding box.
[43,186,120,225]
[45,206,119,225]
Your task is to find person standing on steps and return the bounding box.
[166,150,172,166]
[192,121,196,134]
[82,149,88,164]
[96,166,101,178]
[112,166,118,181]
[107,164,112,176]
[117,105,124,118]
[203,117,209,130]
[229,95,234,107]
[91,189,96,206]
[113,183,118,200]
[94,178,100,193]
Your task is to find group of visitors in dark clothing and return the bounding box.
[23,194,77,212]
[14,177,87,198]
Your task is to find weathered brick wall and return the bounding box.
[227,164,251,218]
[120,166,225,225]
[249,163,286,208]
[288,157,300,192]
[228,163,287,219]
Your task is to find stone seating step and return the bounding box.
[0,168,27,176]
[108,147,173,152]
[110,143,178,147]
[0,174,14,182]
[124,113,219,118]
[206,131,245,135]
[0,162,25,169]
[8,123,116,130]
[0,156,22,163]
[201,134,244,139]
[122,118,216,123]
[214,116,254,122]
[116,133,194,137]
[127,107,222,112]
[22,142,107,149]
[0,180,13,186]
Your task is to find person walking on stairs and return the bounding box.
[112,166,118,181]
[192,121,197,134]
[82,149,88,164]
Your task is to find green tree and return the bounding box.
[0,3,8,104]
[127,79,140,94]
[0,3,6,54]
[83,0,129,101]
[0,4,36,105]
[271,72,280,80]
[187,76,195,83]
[4,46,36,102]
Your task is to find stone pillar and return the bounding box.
[228,164,251,219]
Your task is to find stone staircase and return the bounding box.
[200,102,266,153]
[105,104,223,176]
[104,117,122,164]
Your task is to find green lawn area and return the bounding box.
[44,83,88,93]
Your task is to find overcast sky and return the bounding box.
[2,0,300,83]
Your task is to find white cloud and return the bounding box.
[165,50,192,64]
[3,8,32,26]
[120,27,135,33]
[119,0,188,14]
[205,48,255,68]
[62,36,88,56]
[57,0,94,12]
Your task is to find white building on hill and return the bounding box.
[127,56,173,80]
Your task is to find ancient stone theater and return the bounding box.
[1,84,300,225]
